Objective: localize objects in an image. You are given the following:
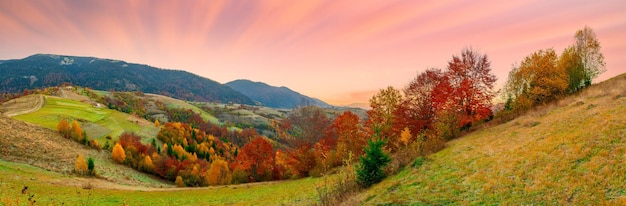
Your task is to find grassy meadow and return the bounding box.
[0,160,321,205]
[13,96,159,143]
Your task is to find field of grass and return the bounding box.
[145,94,221,125]
[357,74,626,205]
[13,96,159,143]
[0,160,321,205]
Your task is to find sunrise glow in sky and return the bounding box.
[1,0,625,105]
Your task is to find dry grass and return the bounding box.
[356,73,626,204]
[0,115,168,188]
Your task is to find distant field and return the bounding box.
[13,96,159,143]
[0,160,321,205]
[145,94,221,125]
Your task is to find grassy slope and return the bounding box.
[0,159,321,205]
[0,115,167,188]
[13,96,159,143]
[145,93,220,125]
[358,74,626,205]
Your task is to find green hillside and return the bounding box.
[357,74,626,205]
[12,95,159,144]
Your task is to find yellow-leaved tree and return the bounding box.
[400,127,412,147]
[206,159,232,186]
[112,143,126,164]
[70,120,84,142]
[504,49,568,111]
[75,154,88,175]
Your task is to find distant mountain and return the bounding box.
[0,54,254,104]
[343,102,370,110]
[226,79,332,109]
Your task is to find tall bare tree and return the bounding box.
[575,26,606,86]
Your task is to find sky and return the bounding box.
[1,0,625,105]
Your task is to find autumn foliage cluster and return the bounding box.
[57,118,101,150]
[503,26,606,113]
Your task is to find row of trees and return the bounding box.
[57,119,101,150]
[503,26,605,112]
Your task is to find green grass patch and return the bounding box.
[0,160,322,205]
[14,96,159,142]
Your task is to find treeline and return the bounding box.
[501,26,605,115]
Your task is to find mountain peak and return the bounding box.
[226,79,332,109]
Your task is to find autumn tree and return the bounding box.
[57,119,70,138]
[445,48,497,127]
[154,119,160,127]
[397,68,445,135]
[140,155,154,173]
[175,176,185,187]
[112,143,126,163]
[75,154,88,175]
[334,111,367,159]
[575,26,606,86]
[206,159,231,185]
[70,120,83,142]
[366,86,402,140]
[285,106,331,146]
[399,127,412,147]
[235,137,275,182]
[505,49,568,110]
[560,46,585,93]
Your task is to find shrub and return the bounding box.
[175,176,185,187]
[356,140,390,187]
[412,157,425,168]
[231,168,249,184]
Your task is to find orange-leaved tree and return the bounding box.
[70,120,84,142]
[334,111,367,159]
[366,86,402,143]
[235,137,274,182]
[112,143,126,163]
[57,119,70,138]
[207,159,231,185]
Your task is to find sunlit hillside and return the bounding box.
[356,73,626,205]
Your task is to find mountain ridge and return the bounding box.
[0,54,254,104]
[226,79,332,109]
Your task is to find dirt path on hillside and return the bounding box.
[53,176,292,192]
[1,95,44,117]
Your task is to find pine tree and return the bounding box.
[356,140,391,187]
[87,157,95,176]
